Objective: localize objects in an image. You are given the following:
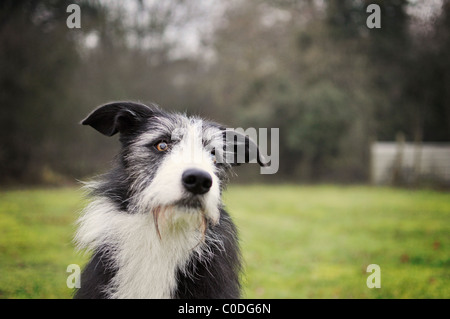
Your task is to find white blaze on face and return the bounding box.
[137,118,221,225]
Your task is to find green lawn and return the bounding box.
[0,185,449,298]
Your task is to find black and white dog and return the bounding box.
[74,101,265,299]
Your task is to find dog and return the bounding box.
[74,101,265,299]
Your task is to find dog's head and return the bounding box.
[81,101,265,231]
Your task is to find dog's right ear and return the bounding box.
[222,129,268,167]
[81,102,155,136]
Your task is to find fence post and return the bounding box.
[369,137,375,185]
[413,133,423,185]
[391,132,405,185]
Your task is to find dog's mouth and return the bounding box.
[174,195,204,210]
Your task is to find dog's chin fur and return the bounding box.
[150,203,209,241]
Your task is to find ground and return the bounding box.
[0,185,448,298]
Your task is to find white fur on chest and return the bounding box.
[75,198,205,299]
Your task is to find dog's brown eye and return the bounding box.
[210,149,217,163]
[155,141,169,152]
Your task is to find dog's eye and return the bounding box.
[210,149,217,164]
[155,141,169,152]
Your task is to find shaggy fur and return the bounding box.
[74,101,264,299]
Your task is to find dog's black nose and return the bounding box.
[182,169,212,195]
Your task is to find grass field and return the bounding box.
[0,185,449,299]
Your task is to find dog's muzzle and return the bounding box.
[182,168,212,195]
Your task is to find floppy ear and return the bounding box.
[223,129,268,167]
[81,102,155,136]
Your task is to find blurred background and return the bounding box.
[1,0,449,186]
[0,0,449,299]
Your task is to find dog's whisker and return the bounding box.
[189,212,208,251]
[151,206,162,240]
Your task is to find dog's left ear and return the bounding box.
[223,129,268,167]
[81,101,155,136]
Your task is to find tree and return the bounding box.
[207,0,376,181]
[0,0,83,183]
